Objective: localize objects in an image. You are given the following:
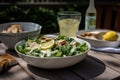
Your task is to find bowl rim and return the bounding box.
[15,37,91,59]
[76,29,120,42]
[0,22,42,36]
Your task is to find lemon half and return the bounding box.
[40,39,55,49]
[103,31,118,41]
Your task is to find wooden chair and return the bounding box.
[96,4,120,31]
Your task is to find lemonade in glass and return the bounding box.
[57,11,81,37]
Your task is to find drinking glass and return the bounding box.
[57,11,81,37]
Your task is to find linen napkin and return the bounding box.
[91,47,120,53]
[0,43,8,55]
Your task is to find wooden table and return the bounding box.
[0,43,120,80]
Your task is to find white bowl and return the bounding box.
[76,29,120,48]
[0,22,42,49]
[15,37,91,69]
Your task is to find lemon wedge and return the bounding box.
[40,39,55,49]
[103,31,118,41]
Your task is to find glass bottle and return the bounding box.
[85,0,96,31]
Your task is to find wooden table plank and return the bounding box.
[16,57,82,80]
[1,43,120,80]
[5,47,83,80]
[69,55,120,80]
[0,65,34,80]
[5,48,120,80]
[88,50,120,73]
[88,50,120,80]
[0,43,34,80]
[108,53,120,60]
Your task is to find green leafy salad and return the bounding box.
[16,35,89,58]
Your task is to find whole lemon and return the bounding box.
[103,31,118,41]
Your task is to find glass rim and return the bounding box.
[57,11,81,16]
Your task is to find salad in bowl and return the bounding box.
[15,35,90,69]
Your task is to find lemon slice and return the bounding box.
[40,39,55,49]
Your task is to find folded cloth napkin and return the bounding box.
[91,47,120,53]
[0,43,8,55]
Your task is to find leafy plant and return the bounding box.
[0,4,80,34]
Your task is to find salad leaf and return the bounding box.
[17,36,89,58]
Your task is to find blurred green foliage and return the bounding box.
[0,4,85,34]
